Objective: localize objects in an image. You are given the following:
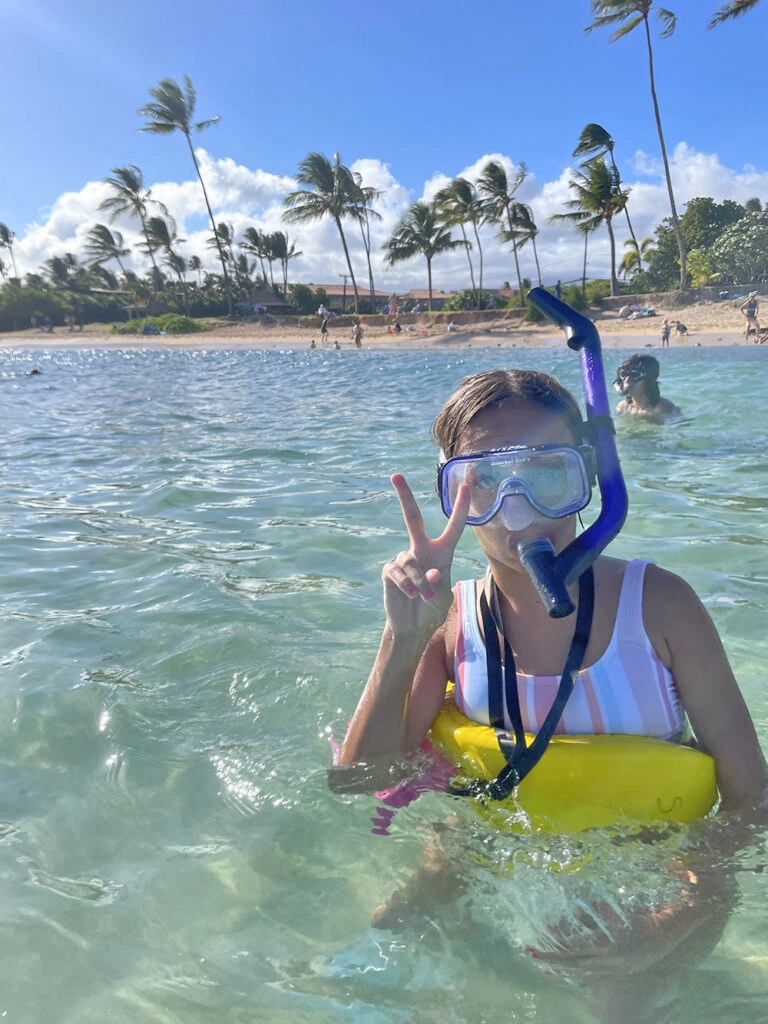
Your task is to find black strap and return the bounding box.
[480,588,506,731]
[449,567,594,802]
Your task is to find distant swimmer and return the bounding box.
[614,354,682,424]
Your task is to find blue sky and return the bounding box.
[2,0,767,291]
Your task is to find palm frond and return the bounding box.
[708,0,761,28]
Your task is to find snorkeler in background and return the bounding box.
[614,354,682,424]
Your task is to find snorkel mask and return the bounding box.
[437,443,594,532]
[613,365,646,396]
[515,288,628,617]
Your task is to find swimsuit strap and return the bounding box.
[450,567,594,802]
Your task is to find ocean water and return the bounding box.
[1,342,767,1023]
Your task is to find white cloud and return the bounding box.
[9,144,768,293]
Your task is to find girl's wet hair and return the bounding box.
[616,354,661,406]
[431,369,584,459]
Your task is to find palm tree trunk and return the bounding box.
[472,218,484,305]
[459,224,477,306]
[607,150,641,263]
[582,232,589,298]
[531,237,543,287]
[643,16,687,289]
[137,212,161,293]
[506,208,526,308]
[184,131,233,314]
[426,255,433,312]
[606,216,618,297]
[333,215,359,313]
[360,212,376,312]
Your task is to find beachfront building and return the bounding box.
[404,289,456,311]
[306,284,391,314]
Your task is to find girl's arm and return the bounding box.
[645,565,768,814]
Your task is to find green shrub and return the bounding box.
[110,314,211,336]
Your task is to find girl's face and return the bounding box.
[455,402,581,564]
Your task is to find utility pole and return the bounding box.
[339,273,351,313]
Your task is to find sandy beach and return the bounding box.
[0,300,760,352]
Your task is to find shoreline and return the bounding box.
[0,302,761,352]
[0,327,752,353]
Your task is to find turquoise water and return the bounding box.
[1,343,767,1023]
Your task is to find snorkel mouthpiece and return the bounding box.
[518,537,571,617]
[519,288,629,617]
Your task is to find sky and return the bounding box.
[2,0,768,293]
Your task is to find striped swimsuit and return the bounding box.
[453,560,686,740]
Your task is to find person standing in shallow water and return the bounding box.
[660,318,671,347]
[740,292,760,341]
[352,317,363,348]
[614,354,681,423]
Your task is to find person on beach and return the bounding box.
[320,316,329,344]
[674,320,688,337]
[614,354,681,424]
[352,317,363,348]
[334,369,766,922]
[740,293,760,341]
[660,318,671,347]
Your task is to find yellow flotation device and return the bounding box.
[429,687,718,834]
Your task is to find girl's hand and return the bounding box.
[381,474,469,637]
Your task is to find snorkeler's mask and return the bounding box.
[437,444,594,527]
[613,366,646,395]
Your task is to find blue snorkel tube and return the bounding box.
[518,288,628,618]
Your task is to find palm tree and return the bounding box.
[576,220,602,298]
[708,0,761,27]
[84,224,131,278]
[138,76,232,314]
[550,159,629,296]
[508,204,543,287]
[586,2,687,289]
[267,231,302,298]
[0,223,18,278]
[189,254,203,286]
[435,177,486,308]
[207,222,236,269]
[142,215,184,266]
[574,123,640,260]
[619,235,655,278]
[44,253,90,291]
[382,201,462,311]
[239,227,271,286]
[349,172,383,312]
[477,160,528,307]
[0,257,7,282]
[99,165,167,284]
[164,250,189,312]
[283,151,361,313]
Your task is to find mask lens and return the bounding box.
[618,367,645,383]
[440,446,591,524]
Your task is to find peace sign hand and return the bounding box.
[381,473,469,638]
